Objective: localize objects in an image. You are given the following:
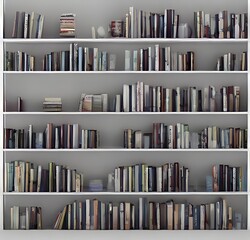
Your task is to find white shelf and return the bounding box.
[3,112,248,115]
[3,192,248,196]
[3,149,248,152]
[3,71,248,74]
[3,38,248,44]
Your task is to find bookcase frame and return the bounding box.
[0,0,250,239]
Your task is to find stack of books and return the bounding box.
[43,97,62,112]
[88,179,103,192]
[60,13,76,37]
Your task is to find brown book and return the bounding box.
[227,86,234,111]
[25,162,30,192]
[46,123,53,149]
[174,203,180,230]
[167,200,174,230]
[93,199,99,230]
[160,203,167,229]
[212,165,219,191]
[112,205,118,230]
[125,202,131,230]
[234,86,240,112]
[229,127,234,148]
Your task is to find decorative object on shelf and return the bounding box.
[96,26,106,38]
[60,13,76,37]
[91,26,96,38]
[110,20,124,37]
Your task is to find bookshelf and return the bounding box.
[0,0,250,239]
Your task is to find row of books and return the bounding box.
[11,83,242,113]
[194,11,247,38]
[210,164,246,192]
[60,13,76,37]
[4,159,245,193]
[125,46,194,71]
[5,51,35,71]
[124,124,247,149]
[43,97,62,112]
[4,48,248,72]
[114,162,189,192]
[11,206,42,230]
[42,45,114,71]
[53,198,243,230]
[4,123,100,149]
[122,82,241,112]
[216,52,247,71]
[123,7,179,38]
[78,93,108,112]
[4,161,84,193]
[12,11,44,38]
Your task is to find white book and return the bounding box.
[67,168,71,192]
[23,13,29,38]
[101,93,108,112]
[133,50,138,71]
[156,166,162,192]
[191,87,197,112]
[139,48,143,71]
[109,54,116,70]
[154,44,160,71]
[55,127,59,149]
[176,123,182,149]
[37,14,44,38]
[129,7,134,38]
[131,83,136,112]
[55,165,61,192]
[119,202,124,230]
[176,87,180,112]
[140,81,144,111]
[93,47,99,71]
[72,123,79,149]
[125,50,131,71]
[101,202,106,230]
[86,199,90,230]
[148,46,152,71]
[235,14,240,38]
[139,198,143,229]
[184,125,190,149]
[165,46,171,71]
[81,129,85,148]
[123,84,129,112]
[4,162,8,192]
[25,207,29,230]
[223,54,228,71]
[168,125,174,149]
[37,165,42,192]
[115,94,121,112]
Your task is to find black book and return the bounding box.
[214,14,219,38]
